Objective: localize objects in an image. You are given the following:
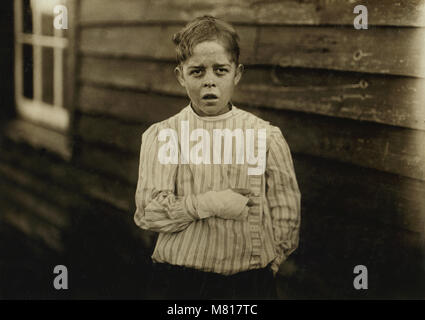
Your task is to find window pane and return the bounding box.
[42,47,54,105]
[32,0,69,37]
[23,44,34,99]
[62,48,69,109]
[41,12,54,37]
[23,0,33,34]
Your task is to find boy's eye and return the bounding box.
[190,69,203,76]
[216,68,228,74]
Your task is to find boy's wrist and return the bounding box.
[194,191,221,219]
[215,189,249,220]
[193,189,249,220]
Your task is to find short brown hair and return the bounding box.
[172,15,240,65]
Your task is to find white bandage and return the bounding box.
[196,189,249,220]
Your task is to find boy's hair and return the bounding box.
[172,15,240,65]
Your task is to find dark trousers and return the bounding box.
[146,262,277,300]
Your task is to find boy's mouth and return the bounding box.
[202,94,218,100]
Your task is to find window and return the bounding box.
[12,0,76,159]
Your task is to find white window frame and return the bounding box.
[11,0,77,159]
[14,0,73,132]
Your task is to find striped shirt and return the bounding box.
[134,104,301,275]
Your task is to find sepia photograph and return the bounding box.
[0,0,424,303]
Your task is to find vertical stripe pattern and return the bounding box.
[134,105,301,275]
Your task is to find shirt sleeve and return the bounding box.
[133,124,208,233]
[265,126,301,275]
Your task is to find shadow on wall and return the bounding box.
[0,202,154,299]
[275,153,425,300]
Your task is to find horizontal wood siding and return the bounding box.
[79,0,425,27]
[80,25,425,77]
[79,58,425,130]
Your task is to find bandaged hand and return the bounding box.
[196,189,252,220]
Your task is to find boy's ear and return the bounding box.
[234,64,244,85]
[174,65,185,87]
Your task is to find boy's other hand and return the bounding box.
[231,188,254,207]
[196,189,252,220]
[214,189,250,220]
[231,188,250,195]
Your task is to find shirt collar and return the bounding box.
[188,102,237,121]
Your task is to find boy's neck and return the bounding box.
[189,102,233,117]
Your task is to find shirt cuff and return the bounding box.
[167,196,198,221]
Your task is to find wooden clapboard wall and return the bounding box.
[0,0,424,299]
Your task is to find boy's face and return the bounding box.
[175,40,243,117]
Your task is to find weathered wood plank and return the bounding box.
[0,196,64,252]
[79,25,257,63]
[294,154,425,234]
[80,0,425,27]
[0,159,109,222]
[74,142,140,185]
[79,58,180,93]
[75,113,147,156]
[250,106,425,182]
[79,60,425,131]
[0,138,135,212]
[78,85,188,123]
[0,165,70,228]
[255,0,425,27]
[256,26,425,78]
[79,24,425,77]
[238,66,425,131]
[80,25,180,60]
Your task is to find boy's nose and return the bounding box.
[203,71,216,87]
[203,80,216,88]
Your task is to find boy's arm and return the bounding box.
[134,126,249,234]
[266,127,301,275]
[134,125,204,233]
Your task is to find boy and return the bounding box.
[134,15,301,299]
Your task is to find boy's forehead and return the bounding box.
[184,41,233,66]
